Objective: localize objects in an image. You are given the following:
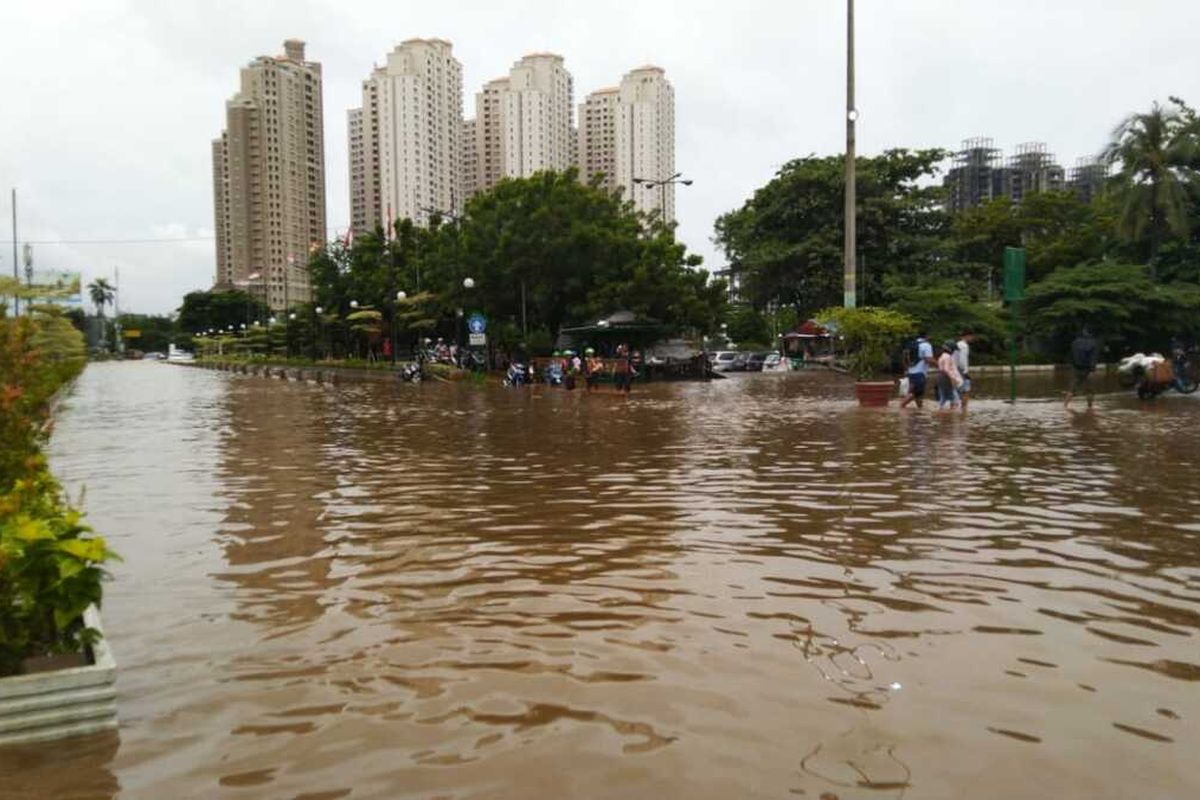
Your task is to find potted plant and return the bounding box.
[816,306,916,406]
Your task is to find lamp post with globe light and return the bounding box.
[312,306,323,361]
[391,290,405,365]
[460,277,476,365]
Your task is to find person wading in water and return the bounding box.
[900,331,935,409]
[614,344,633,395]
[1065,327,1100,410]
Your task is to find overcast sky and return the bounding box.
[1,0,1198,315]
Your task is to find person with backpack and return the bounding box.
[900,331,935,408]
[1065,327,1099,409]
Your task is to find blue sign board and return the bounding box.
[467,313,486,335]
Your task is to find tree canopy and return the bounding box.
[714,149,948,315]
[1103,97,1200,274]
[177,289,269,336]
[307,168,726,353]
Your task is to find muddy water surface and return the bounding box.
[3,362,1198,799]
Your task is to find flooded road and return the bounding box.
[4,362,1198,798]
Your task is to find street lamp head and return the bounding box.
[350,300,359,309]
[315,306,323,314]
[240,323,246,329]
[289,312,297,320]
[632,178,645,185]
[268,317,275,325]
[681,180,694,186]
[396,290,407,301]
[462,277,475,289]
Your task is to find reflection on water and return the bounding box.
[3,362,1198,799]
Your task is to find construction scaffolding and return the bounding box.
[944,137,1004,214]
[1004,142,1066,203]
[1068,157,1108,204]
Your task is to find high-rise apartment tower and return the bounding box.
[501,53,574,180]
[614,66,676,222]
[348,39,464,231]
[578,87,619,194]
[212,39,326,310]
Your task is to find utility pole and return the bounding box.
[843,0,858,308]
[114,266,124,355]
[23,244,33,316]
[10,189,18,316]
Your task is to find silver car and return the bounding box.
[709,350,740,372]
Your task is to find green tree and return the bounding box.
[725,305,770,347]
[949,192,1118,292]
[309,169,726,349]
[715,149,949,316]
[1103,97,1200,278]
[884,280,1005,359]
[86,278,114,316]
[115,313,176,353]
[86,278,115,350]
[1024,262,1200,358]
[177,290,268,336]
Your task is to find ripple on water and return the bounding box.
[4,363,1196,799]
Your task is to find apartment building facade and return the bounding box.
[349,38,464,232]
[614,66,676,222]
[577,87,619,194]
[212,39,326,310]
[501,53,574,180]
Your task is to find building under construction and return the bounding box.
[1067,157,1109,204]
[943,137,1005,213]
[1004,142,1066,203]
[943,138,1068,213]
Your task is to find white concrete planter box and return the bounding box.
[0,605,118,747]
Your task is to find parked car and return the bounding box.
[761,352,786,372]
[709,351,740,372]
[745,352,771,372]
[728,353,750,372]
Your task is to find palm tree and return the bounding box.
[1102,99,1200,279]
[87,278,116,350]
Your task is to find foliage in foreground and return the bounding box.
[0,313,115,676]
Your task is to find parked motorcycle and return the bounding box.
[399,361,423,383]
[504,362,529,387]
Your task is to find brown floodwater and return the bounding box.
[3,362,1198,799]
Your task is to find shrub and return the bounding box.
[0,313,113,677]
[816,306,917,380]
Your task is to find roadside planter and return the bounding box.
[854,380,894,407]
[0,605,117,747]
[816,306,916,408]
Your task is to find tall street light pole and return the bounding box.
[10,189,18,316]
[844,0,857,308]
[632,173,693,225]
